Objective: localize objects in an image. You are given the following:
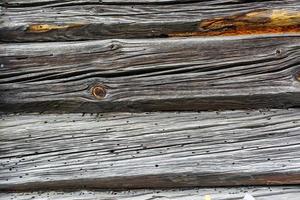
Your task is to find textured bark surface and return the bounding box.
[1,35,300,113]
[1,187,300,200]
[1,109,300,191]
[1,1,300,41]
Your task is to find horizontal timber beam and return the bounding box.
[1,36,300,113]
[1,1,300,41]
[0,109,300,191]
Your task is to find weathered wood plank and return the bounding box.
[1,36,300,113]
[1,109,300,191]
[1,0,300,41]
[1,187,300,200]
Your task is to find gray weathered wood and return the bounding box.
[1,186,300,200]
[1,109,300,191]
[1,0,300,41]
[1,36,300,113]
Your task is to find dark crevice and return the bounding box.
[144,56,281,78]
[216,0,278,6]
[0,72,60,84]
[1,0,280,9]
[0,148,69,159]
[1,0,237,8]
[1,51,292,85]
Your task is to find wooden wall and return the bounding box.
[1,0,300,199]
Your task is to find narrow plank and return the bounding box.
[1,36,300,113]
[1,0,300,41]
[1,187,300,200]
[1,109,300,191]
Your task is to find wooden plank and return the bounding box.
[1,1,300,41]
[1,187,300,200]
[1,109,300,191]
[1,36,300,113]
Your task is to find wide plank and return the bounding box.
[1,36,300,113]
[0,109,300,191]
[1,1,300,41]
[1,187,300,200]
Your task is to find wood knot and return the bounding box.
[296,71,300,82]
[275,49,281,55]
[91,85,107,99]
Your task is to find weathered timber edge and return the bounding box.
[1,186,300,200]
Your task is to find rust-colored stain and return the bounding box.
[27,24,84,33]
[169,9,300,37]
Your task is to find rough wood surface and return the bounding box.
[1,187,300,200]
[1,109,300,191]
[1,0,300,41]
[1,35,300,113]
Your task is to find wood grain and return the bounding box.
[1,109,300,191]
[1,187,300,200]
[1,0,300,41]
[1,35,300,113]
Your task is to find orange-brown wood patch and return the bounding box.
[27,24,84,33]
[169,9,300,37]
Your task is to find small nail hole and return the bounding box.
[91,85,106,99]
